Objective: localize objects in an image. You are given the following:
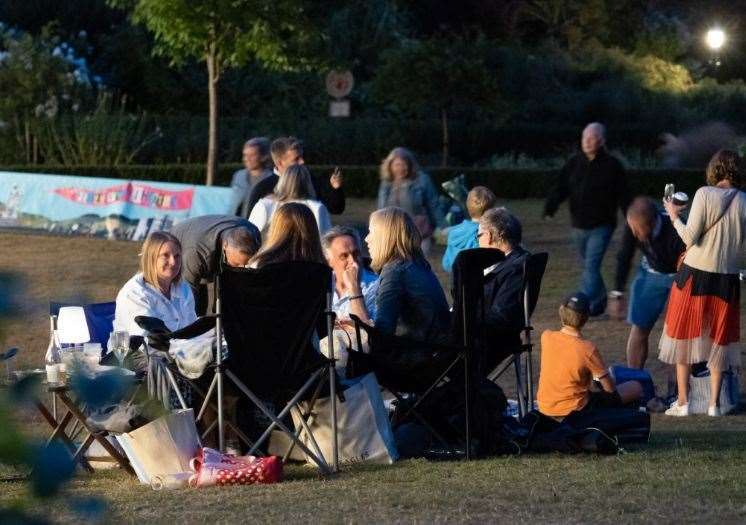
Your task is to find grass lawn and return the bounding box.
[0,198,744,524]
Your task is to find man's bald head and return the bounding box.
[626,196,657,242]
[581,122,606,159]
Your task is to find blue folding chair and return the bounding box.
[50,301,116,352]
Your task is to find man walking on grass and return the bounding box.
[543,122,631,317]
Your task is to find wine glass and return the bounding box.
[109,331,129,366]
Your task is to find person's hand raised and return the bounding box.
[662,198,686,221]
[330,166,343,189]
[342,260,360,294]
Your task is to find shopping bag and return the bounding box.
[116,409,201,484]
[291,373,398,465]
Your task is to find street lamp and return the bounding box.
[705,28,726,67]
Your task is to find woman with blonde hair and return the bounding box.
[660,149,746,416]
[377,147,442,252]
[249,202,325,268]
[249,163,332,234]
[365,207,450,343]
[114,231,196,336]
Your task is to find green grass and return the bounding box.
[1,198,745,524]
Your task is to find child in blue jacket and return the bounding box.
[442,186,497,272]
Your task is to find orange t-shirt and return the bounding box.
[536,330,608,417]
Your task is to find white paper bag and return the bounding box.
[291,373,398,466]
[116,409,201,484]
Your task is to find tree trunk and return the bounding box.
[441,108,449,167]
[206,46,219,186]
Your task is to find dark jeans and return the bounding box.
[571,225,614,315]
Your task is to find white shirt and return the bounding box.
[114,273,197,336]
[249,197,332,234]
[332,268,379,321]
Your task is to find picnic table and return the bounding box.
[31,378,136,476]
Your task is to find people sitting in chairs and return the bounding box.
[114,231,196,336]
[249,163,332,235]
[171,215,261,315]
[249,202,325,268]
[537,293,642,419]
[476,207,530,370]
[322,226,378,324]
[364,207,450,344]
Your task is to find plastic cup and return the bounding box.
[46,364,60,384]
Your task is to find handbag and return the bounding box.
[290,373,399,465]
[676,191,737,271]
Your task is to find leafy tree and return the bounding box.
[108,0,322,185]
[0,25,92,164]
[373,35,502,166]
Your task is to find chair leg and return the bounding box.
[526,348,534,411]
[164,368,188,410]
[225,369,331,474]
[282,379,324,461]
[514,355,527,418]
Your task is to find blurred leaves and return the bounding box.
[68,367,134,409]
[27,441,75,498]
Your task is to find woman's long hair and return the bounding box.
[379,147,420,182]
[368,207,423,272]
[274,163,317,201]
[249,202,324,268]
[140,231,182,286]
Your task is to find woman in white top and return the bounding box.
[114,231,197,336]
[659,150,746,416]
[249,163,332,234]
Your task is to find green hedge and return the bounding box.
[1,164,706,200]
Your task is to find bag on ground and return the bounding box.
[116,408,201,484]
[291,373,398,465]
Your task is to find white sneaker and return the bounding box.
[707,405,721,417]
[665,402,689,416]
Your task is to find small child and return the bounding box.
[441,186,497,272]
[537,293,642,419]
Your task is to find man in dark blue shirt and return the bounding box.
[609,197,686,368]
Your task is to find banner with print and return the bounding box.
[0,171,233,240]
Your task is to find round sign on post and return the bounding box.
[325,70,354,99]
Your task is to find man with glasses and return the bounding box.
[171,215,261,315]
[477,207,530,371]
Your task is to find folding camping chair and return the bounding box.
[139,262,340,474]
[487,252,549,417]
[51,301,116,349]
[345,249,513,460]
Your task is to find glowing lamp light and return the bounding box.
[706,28,726,50]
[57,306,91,344]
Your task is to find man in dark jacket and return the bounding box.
[543,122,631,316]
[477,207,529,372]
[171,215,261,315]
[243,137,345,217]
[609,197,686,368]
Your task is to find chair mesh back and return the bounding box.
[450,248,505,347]
[218,261,331,399]
[522,253,549,322]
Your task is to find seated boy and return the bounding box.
[537,293,642,419]
[441,186,497,273]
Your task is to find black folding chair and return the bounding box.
[347,314,473,457]
[346,250,511,460]
[214,261,339,474]
[137,262,340,474]
[487,252,549,417]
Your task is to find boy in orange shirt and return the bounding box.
[537,293,642,419]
